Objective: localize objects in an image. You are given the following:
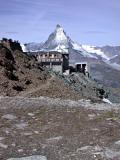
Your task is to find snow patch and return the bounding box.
[72,42,82,51]
[109,54,118,60]
[54,44,68,53]
[20,44,28,52]
[72,42,98,58]
[103,98,112,104]
[82,45,109,60]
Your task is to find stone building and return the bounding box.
[36,51,69,74]
[70,62,90,76]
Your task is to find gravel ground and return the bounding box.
[0,97,120,160]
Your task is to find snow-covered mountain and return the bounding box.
[25,25,120,63]
[25,25,102,61]
[22,25,119,62]
[81,45,120,62]
[24,25,120,63]
[82,45,120,69]
[81,45,110,60]
[41,24,69,53]
[25,42,44,52]
[40,25,100,60]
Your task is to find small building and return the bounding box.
[36,51,69,74]
[70,62,90,77]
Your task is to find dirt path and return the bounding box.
[20,76,55,97]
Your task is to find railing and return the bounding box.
[37,58,63,62]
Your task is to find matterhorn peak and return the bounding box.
[49,24,67,44]
[56,24,62,28]
[55,24,64,33]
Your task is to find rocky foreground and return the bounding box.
[0,97,120,160]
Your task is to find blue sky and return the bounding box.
[0,0,120,45]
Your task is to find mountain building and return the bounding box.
[36,51,69,74]
[70,62,90,76]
